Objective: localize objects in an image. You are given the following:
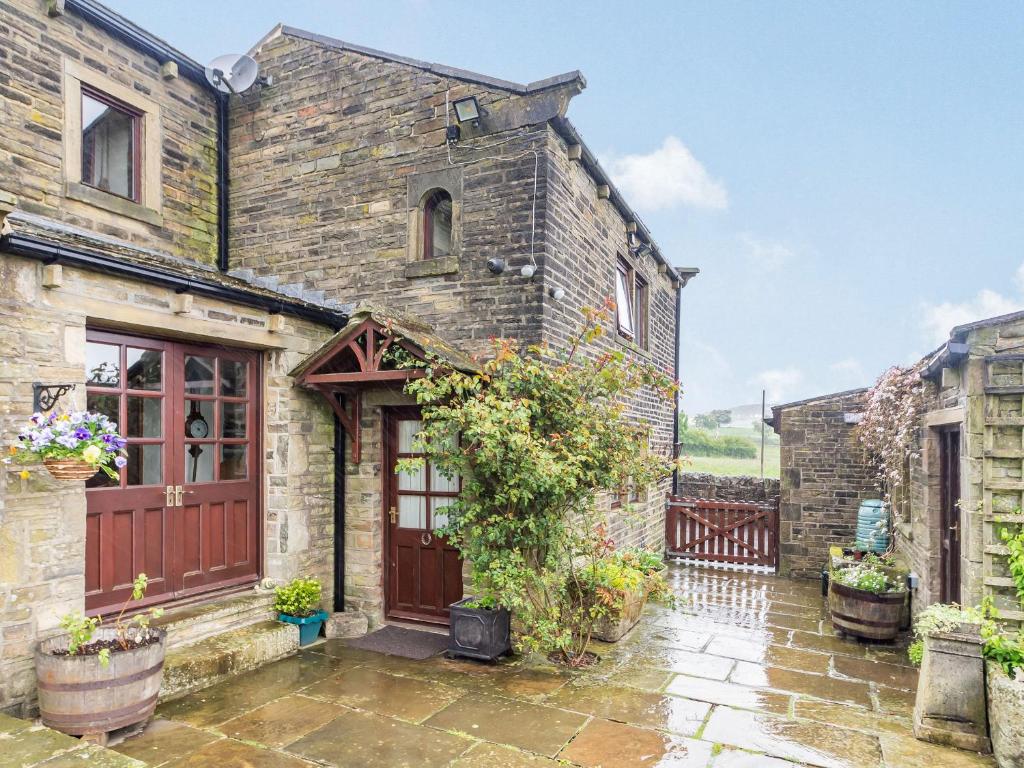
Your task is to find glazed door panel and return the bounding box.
[85,332,260,614]
[939,428,961,604]
[385,408,463,624]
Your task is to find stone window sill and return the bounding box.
[405,255,459,279]
[65,181,163,227]
[613,331,653,360]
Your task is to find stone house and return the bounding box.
[0,0,694,715]
[770,312,1024,625]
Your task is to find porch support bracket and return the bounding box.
[313,386,361,464]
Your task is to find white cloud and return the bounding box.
[829,358,867,388]
[604,136,728,212]
[750,367,804,405]
[920,280,1023,347]
[738,233,795,271]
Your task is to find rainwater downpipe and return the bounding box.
[216,93,229,272]
[333,408,346,613]
[672,281,682,496]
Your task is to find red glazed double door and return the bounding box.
[84,330,260,615]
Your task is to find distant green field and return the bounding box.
[684,447,780,479]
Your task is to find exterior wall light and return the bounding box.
[549,286,565,301]
[446,124,461,143]
[520,264,536,279]
[453,96,481,126]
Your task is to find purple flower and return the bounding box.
[73,427,91,440]
[114,456,128,469]
[56,435,79,449]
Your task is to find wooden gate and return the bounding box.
[665,497,779,569]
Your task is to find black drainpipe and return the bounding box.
[332,409,346,613]
[672,281,682,496]
[216,94,230,272]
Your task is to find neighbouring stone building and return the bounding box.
[768,389,876,578]
[772,313,1024,625]
[0,0,695,715]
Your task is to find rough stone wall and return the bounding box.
[541,127,680,552]
[232,30,567,358]
[677,472,780,504]
[0,0,219,264]
[0,253,333,716]
[899,317,1024,623]
[775,390,877,578]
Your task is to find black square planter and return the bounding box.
[447,597,512,661]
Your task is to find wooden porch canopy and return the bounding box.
[290,308,477,462]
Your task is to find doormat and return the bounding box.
[346,625,449,660]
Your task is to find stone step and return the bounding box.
[159,620,299,702]
[154,592,277,651]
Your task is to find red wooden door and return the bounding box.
[85,332,260,614]
[385,408,463,624]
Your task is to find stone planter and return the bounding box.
[827,580,905,641]
[592,585,648,642]
[447,598,511,661]
[987,661,1024,767]
[913,623,990,753]
[35,627,166,745]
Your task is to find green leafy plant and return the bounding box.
[274,577,322,618]
[907,598,1024,678]
[998,519,1024,606]
[396,303,680,666]
[57,573,163,667]
[831,560,901,594]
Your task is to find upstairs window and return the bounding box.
[616,255,649,348]
[81,86,141,203]
[423,189,453,259]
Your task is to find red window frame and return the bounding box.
[81,83,143,204]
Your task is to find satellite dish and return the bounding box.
[204,54,259,95]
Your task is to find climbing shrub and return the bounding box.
[854,365,928,521]
[398,302,680,666]
[999,519,1024,606]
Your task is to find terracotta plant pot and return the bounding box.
[43,458,98,480]
[35,627,166,744]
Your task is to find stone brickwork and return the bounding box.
[0,0,219,264]
[0,252,333,716]
[677,472,780,504]
[772,390,876,578]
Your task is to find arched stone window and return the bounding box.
[422,189,453,259]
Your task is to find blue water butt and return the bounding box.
[855,499,889,553]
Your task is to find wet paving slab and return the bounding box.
[98,563,995,768]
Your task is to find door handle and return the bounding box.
[175,485,184,507]
[165,485,175,507]
[389,506,397,525]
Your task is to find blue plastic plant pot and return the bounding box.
[279,609,328,646]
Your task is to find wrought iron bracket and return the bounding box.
[33,382,77,412]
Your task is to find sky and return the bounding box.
[106,1,1024,414]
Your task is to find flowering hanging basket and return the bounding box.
[8,411,127,482]
[43,458,100,481]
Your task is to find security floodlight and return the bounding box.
[549,286,565,301]
[453,96,481,126]
[520,264,536,279]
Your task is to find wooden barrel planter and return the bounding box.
[828,581,905,641]
[35,627,166,743]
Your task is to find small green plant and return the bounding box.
[832,560,900,594]
[616,548,666,576]
[274,577,322,617]
[907,602,986,666]
[998,519,1024,606]
[462,595,500,611]
[57,573,163,667]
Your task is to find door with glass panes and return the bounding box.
[84,331,260,614]
[385,407,463,624]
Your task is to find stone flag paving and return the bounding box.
[93,564,996,767]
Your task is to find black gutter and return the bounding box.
[216,95,230,272]
[0,233,348,330]
[66,1,209,87]
[332,409,346,613]
[66,1,232,273]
